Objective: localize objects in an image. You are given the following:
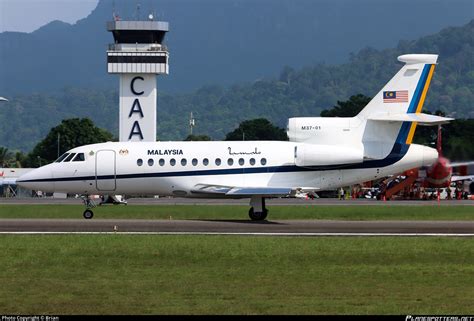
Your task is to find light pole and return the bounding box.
[57,133,60,158]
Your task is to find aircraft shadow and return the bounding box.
[192,219,285,225]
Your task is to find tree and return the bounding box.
[184,134,211,141]
[27,118,114,165]
[320,94,372,117]
[225,118,288,141]
[0,147,11,167]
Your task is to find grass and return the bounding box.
[0,204,473,220]
[0,235,472,314]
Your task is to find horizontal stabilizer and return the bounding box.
[397,54,438,65]
[368,113,453,126]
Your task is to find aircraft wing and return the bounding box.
[0,178,17,186]
[451,161,474,167]
[451,175,474,182]
[191,184,318,197]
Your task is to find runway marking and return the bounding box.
[0,232,472,237]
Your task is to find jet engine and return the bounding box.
[295,143,364,167]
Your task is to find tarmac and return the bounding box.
[1,197,472,236]
[0,219,472,236]
[1,197,473,206]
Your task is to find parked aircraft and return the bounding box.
[423,126,474,188]
[18,54,452,220]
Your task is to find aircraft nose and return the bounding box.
[17,165,55,192]
[422,146,439,167]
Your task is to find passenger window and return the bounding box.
[192,158,198,166]
[228,158,234,166]
[159,159,165,166]
[250,158,256,166]
[215,158,221,166]
[238,158,244,166]
[181,158,187,166]
[261,158,267,165]
[55,153,70,163]
[148,159,154,166]
[72,153,85,162]
[170,159,176,166]
[137,159,143,166]
[203,158,209,166]
[64,153,76,162]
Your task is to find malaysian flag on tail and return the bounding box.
[383,90,409,103]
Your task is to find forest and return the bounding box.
[0,20,472,154]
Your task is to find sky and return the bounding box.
[0,0,99,33]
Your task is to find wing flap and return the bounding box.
[191,184,310,197]
[226,187,293,196]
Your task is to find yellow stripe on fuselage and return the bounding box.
[406,64,436,144]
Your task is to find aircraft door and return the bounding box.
[96,150,116,191]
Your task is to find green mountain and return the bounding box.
[1,20,473,152]
[0,0,473,94]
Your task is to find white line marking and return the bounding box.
[0,232,472,237]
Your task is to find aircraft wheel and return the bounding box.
[83,209,94,219]
[248,207,268,221]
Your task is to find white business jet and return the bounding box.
[18,54,452,220]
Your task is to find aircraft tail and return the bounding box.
[287,54,452,160]
[358,54,451,159]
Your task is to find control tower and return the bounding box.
[107,19,169,142]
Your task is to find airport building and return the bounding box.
[107,18,169,142]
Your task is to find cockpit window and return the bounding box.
[63,153,76,162]
[55,153,70,163]
[72,153,85,162]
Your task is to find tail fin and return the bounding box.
[359,54,442,159]
[358,54,438,121]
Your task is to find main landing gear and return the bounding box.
[248,196,268,221]
[81,195,97,219]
